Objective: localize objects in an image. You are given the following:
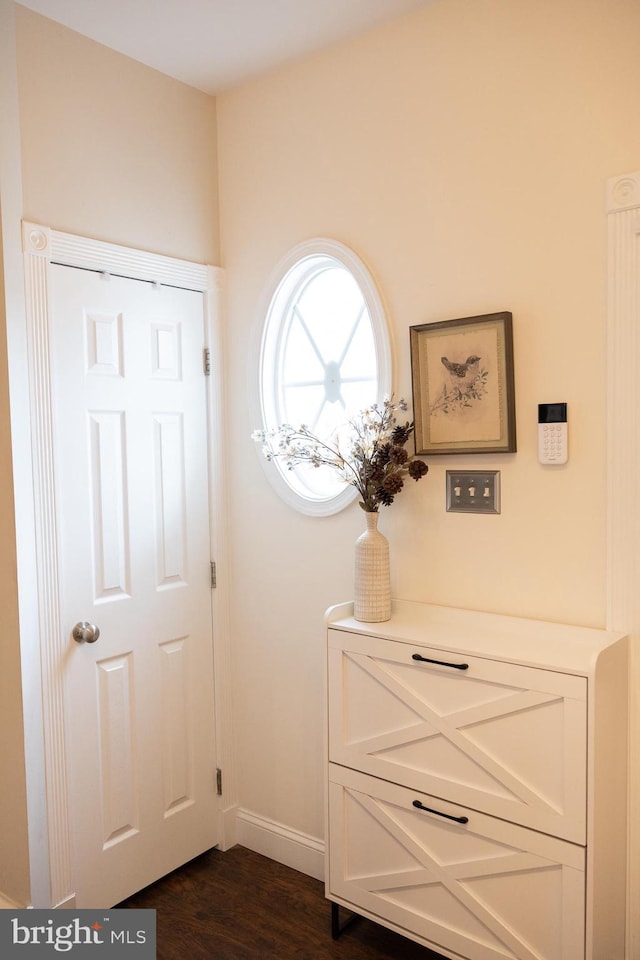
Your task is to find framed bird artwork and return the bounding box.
[410,311,516,455]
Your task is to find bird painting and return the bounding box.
[429,353,488,416]
[441,355,481,391]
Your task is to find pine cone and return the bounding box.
[408,460,429,481]
[364,462,385,483]
[391,424,412,445]
[375,486,395,506]
[382,473,404,495]
[373,442,391,467]
[389,445,409,465]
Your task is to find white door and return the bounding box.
[49,264,218,907]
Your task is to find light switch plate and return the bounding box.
[446,470,500,514]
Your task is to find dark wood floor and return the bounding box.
[117,845,444,960]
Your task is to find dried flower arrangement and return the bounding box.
[253,397,428,512]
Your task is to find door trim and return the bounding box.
[606,171,640,957]
[22,222,234,907]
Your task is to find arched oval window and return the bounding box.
[256,239,392,516]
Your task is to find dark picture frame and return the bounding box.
[410,311,516,455]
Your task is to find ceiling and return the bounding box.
[17,0,435,95]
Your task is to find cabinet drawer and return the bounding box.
[328,629,587,843]
[328,765,585,960]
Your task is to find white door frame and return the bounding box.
[21,222,235,908]
[606,171,640,958]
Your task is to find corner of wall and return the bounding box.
[0,0,32,909]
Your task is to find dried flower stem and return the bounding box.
[253,397,428,511]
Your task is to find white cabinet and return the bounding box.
[325,600,628,960]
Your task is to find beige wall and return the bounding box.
[0,240,30,906]
[15,5,219,265]
[0,0,31,906]
[217,0,640,841]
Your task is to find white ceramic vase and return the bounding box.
[353,510,391,622]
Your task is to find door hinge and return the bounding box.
[216,768,223,796]
[203,347,211,376]
[210,561,217,588]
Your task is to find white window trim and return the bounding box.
[252,238,393,517]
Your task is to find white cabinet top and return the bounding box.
[326,599,626,676]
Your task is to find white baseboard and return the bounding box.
[217,802,239,852]
[55,895,76,909]
[235,809,325,882]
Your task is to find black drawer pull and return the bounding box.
[411,653,469,670]
[412,800,469,824]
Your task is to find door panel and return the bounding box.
[89,410,129,599]
[50,265,217,907]
[97,653,137,847]
[153,412,187,586]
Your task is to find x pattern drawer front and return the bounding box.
[328,770,585,960]
[328,640,587,841]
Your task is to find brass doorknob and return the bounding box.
[72,621,100,644]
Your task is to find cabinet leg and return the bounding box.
[331,902,340,939]
[331,902,359,940]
